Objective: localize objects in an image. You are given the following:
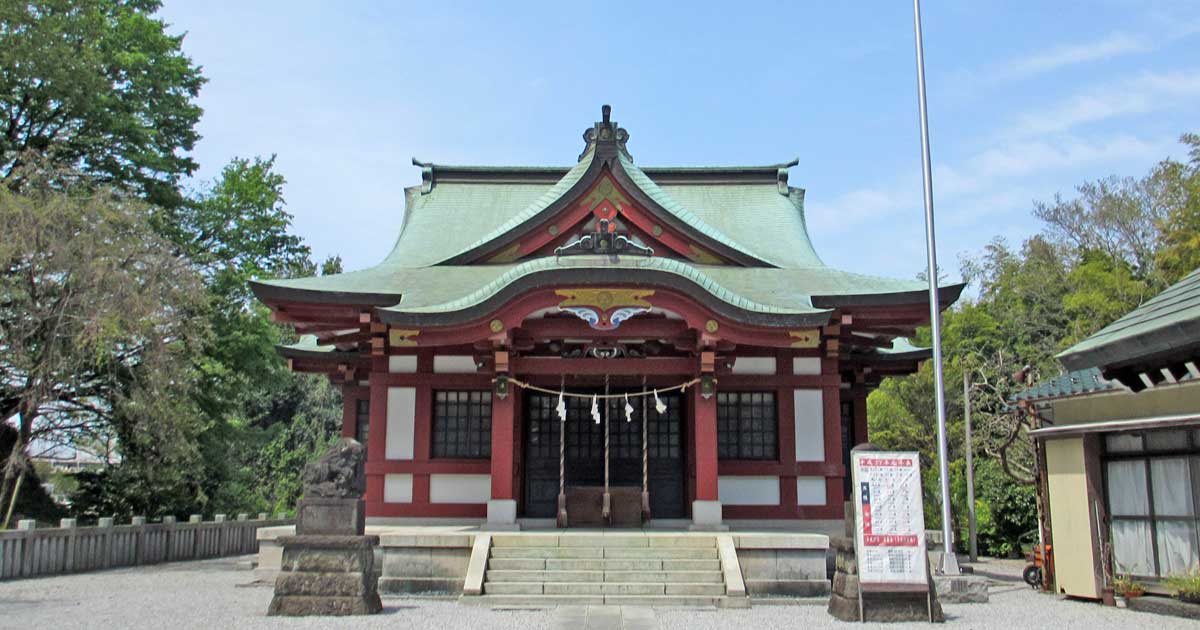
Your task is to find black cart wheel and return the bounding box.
[1023,565,1042,588]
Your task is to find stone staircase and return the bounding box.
[476,533,732,607]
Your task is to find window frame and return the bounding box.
[1101,428,1200,581]
[716,391,778,461]
[431,390,493,459]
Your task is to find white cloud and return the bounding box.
[808,134,1174,235]
[996,32,1149,82]
[1009,69,1200,137]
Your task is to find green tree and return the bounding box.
[0,166,207,525]
[0,0,205,208]
[1157,133,1200,284]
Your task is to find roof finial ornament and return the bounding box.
[580,104,631,163]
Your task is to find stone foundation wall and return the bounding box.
[733,534,830,597]
[377,533,473,595]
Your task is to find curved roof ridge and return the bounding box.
[384,256,824,316]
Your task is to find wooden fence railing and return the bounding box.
[0,514,294,580]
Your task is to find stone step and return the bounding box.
[484,581,727,596]
[486,570,602,583]
[490,547,604,559]
[485,569,723,584]
[489,546,717,560]
[490,535,716,549]
[603,570,723,584]
[472,594,720,608]
[487,557,722,572]
[603,547,718,560]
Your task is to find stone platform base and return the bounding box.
[268,535,382,616]
[934,573,990,603]
[827,536,944,623]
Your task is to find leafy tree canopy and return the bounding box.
[0,0,204,208]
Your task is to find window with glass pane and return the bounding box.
[432,391,492,459]
[716,392,777,460]
[1104,427,1200,580]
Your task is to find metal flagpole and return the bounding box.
[912,0,959,575]
[964,366,978,563]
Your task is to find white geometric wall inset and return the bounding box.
[732,357,777,375]
[383,474,413,503]
[385,387,416,460]
[433,356,477,373]
[718,476,781,505]
[793,389,825,462]
[796,477,827,506]
[429,474,492,504]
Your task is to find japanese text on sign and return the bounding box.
[852,450,926,585]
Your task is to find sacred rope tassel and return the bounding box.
[624,393,633,423]
[653,389,667,414]
[556,390,567,422]
[591,394,600,424]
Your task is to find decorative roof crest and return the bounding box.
[580,104,631,162]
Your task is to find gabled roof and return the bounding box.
[250,106,965,329]
[1058,267,1200,374]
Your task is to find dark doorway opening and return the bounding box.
[522,389,686,521]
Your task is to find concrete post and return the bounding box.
[17,520,35,578]
[189,515,202,558]
[131,516,146,565]
[163,516,177,562]
[237,513,249,521]
[258,512,268,521]
[60,518,78,573]
[97,517,114,569]
[214,514,227,554]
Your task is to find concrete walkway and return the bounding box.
[551,605,658,630]
[1,554,1196,629]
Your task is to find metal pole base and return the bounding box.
[939,550,961,576]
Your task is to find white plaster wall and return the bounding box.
[433,356,477,373]
[718,476,781,506]
[383,474,413,503]
[792,357,821,375]
[793,389,825,462]
[429,474,492,504]
[796,477,826,506]
[732,357,776,375]
[388,356,417,373]
[385,387,416,460]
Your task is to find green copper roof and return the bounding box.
[1059,267,1200,371]
[251,111,967,325]
[1011,367,1120,404]
[615,152,779,266]
[435,149,597,264]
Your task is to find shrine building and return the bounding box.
[251,106,962,531]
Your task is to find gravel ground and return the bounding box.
[0,555,1193,630]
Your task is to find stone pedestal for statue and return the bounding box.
[828,501,944,623]
[268,438,382,616]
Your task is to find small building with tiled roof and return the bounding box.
[252,107,962,530]
[1017,268,1200,601]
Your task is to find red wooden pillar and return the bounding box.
[488,386,518,526]
[365,357,388,509]
[691,384,722,527]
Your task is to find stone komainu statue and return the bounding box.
[301,437,366,499]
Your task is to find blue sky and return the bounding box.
[158,1,1199,284]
